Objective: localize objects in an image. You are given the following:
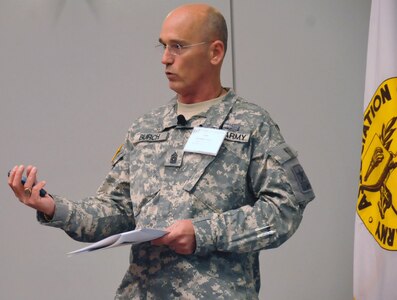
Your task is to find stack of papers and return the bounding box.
[68,228,168,255]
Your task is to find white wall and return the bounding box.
[0,1,370,299]
[231,1,371,299]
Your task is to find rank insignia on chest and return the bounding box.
[164,149,183,167]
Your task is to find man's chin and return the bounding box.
[168,82,182,94]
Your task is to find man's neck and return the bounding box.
[178,85,224,104]
[177,91,226,120]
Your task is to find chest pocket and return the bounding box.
[183,136,251,214]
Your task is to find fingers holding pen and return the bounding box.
[25,165,34,180]
[8,165,25,193]
[8,165,55,217]
[7,165,18,186]
[24,165,37,196]
[9,165,39,203]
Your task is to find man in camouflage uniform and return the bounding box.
[8,3,314,299]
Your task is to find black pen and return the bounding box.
[8,170,47,197]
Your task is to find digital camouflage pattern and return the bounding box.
[38,89,314,299]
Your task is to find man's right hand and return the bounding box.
[8,165,55,218]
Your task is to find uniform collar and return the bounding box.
[160,88,237,131]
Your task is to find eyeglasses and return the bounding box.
[155,41,209,56]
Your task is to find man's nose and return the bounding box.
[161,47,174,64]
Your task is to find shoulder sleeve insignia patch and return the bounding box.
[292,164,312,193]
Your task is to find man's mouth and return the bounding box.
[165,72,177,79]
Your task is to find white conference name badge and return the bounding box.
[183,127,227,156]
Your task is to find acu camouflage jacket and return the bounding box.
[39,89,314,299]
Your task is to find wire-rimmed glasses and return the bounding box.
[155,41,209,56]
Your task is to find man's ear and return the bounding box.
[210,40,225,65]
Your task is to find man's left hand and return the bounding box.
[151,219,196,255]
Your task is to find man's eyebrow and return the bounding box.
[158,38,187,45]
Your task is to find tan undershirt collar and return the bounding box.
[177,92,225,120]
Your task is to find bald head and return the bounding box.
[165,4,228,54]
[159,4,227,102]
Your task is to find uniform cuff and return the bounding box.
[192,214,218,256]
[36,195,72,228]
